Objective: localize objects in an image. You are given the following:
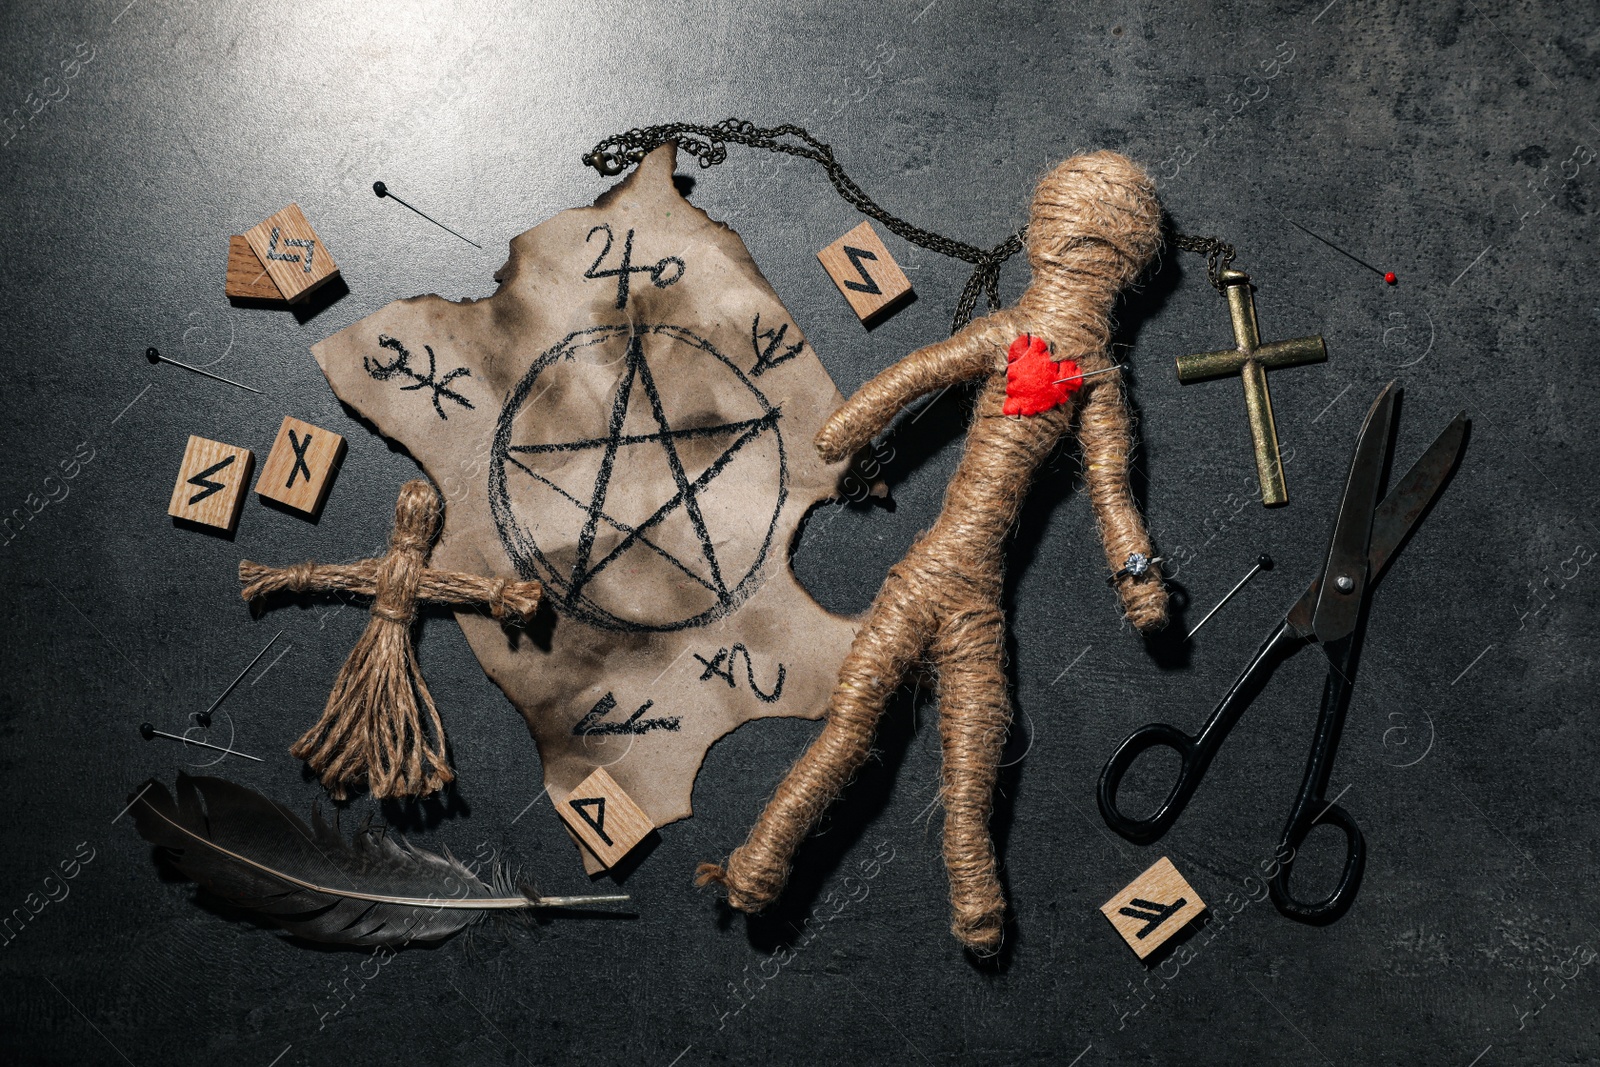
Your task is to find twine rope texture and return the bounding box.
[239,480,542,800]
[696,152,1171,954]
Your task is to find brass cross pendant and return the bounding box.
[1175,269,1326,506]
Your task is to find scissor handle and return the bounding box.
[1270,798,1366,923]
[1098,620,1304,844]
[1268,632,1367,923]
[1096,722,1205,843]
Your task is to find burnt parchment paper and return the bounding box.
[311,145,858,869]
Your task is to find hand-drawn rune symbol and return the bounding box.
[1118,897,1188,939]
[489,322,787,632]
[186,454,236,505]
[569,796,612,846]
[694,644,786,703]
[839,244,882,294]
[749,313,805,379]
[572,692,681,736]
[265,226,316,273]
[584,224,686,309]
[364,334,475,420]
[286,428,314,487]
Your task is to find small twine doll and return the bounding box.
[697,152,1168,953]
[240,480,543,800]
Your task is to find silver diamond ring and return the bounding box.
[1107,551,1163,585]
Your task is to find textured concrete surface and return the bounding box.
[1,1,1596,1064]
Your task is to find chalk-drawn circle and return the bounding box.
[489,323,787,632]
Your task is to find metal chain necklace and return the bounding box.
[1169,232,1237,291]
[582,118,1237,331]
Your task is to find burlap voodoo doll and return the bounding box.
[240,480,543,800]
[698,152,1170,953]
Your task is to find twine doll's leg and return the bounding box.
[700,574,933,912]
[929,603,1011,954]
[1079,379,1169,632]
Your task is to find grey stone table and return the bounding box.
[1,1,1595,1063]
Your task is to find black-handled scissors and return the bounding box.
[1098,383,1466,924]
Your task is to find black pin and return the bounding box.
[195,630,283,728]
[145,347,263,395]
[1186,553,1273,640]
[139,722,263,762]
[373,181,483,249]
[1282,217,1397,285]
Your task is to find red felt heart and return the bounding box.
[1003,334,1084,417]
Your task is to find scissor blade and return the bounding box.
[1365,411,1467,581]
[1284,408,1467,636]
[1309,383,1398,641]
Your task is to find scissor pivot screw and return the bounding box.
[1335,575,1356,593]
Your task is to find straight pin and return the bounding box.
[1281,217,1396,285]
[196,630,283,727]
[1186,553,1273,640]
[1055,365,1125,386]
[145,347,263,395]
[373,181,483,248]
[140,722,263,762]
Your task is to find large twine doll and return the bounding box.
[698,151,1169,954]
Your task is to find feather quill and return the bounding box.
[128,773,626,947]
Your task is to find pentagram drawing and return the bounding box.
[309,143,861,855]
[489,322,787,632]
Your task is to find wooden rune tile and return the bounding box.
[254,416,345,517]
[817,220,913,323]
[1101,856,1207,958]
[243,203,339,304]
[168,435,254,532]
[224,236,286,302]
[554,767,652,869]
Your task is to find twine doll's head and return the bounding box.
[1023,151,1163,297]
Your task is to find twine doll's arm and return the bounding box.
[1078,379,1168,631]
[415,572,543,622]
[815,313,1018,462]
[239,559,381,602]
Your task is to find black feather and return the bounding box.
[127,773,624,947]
